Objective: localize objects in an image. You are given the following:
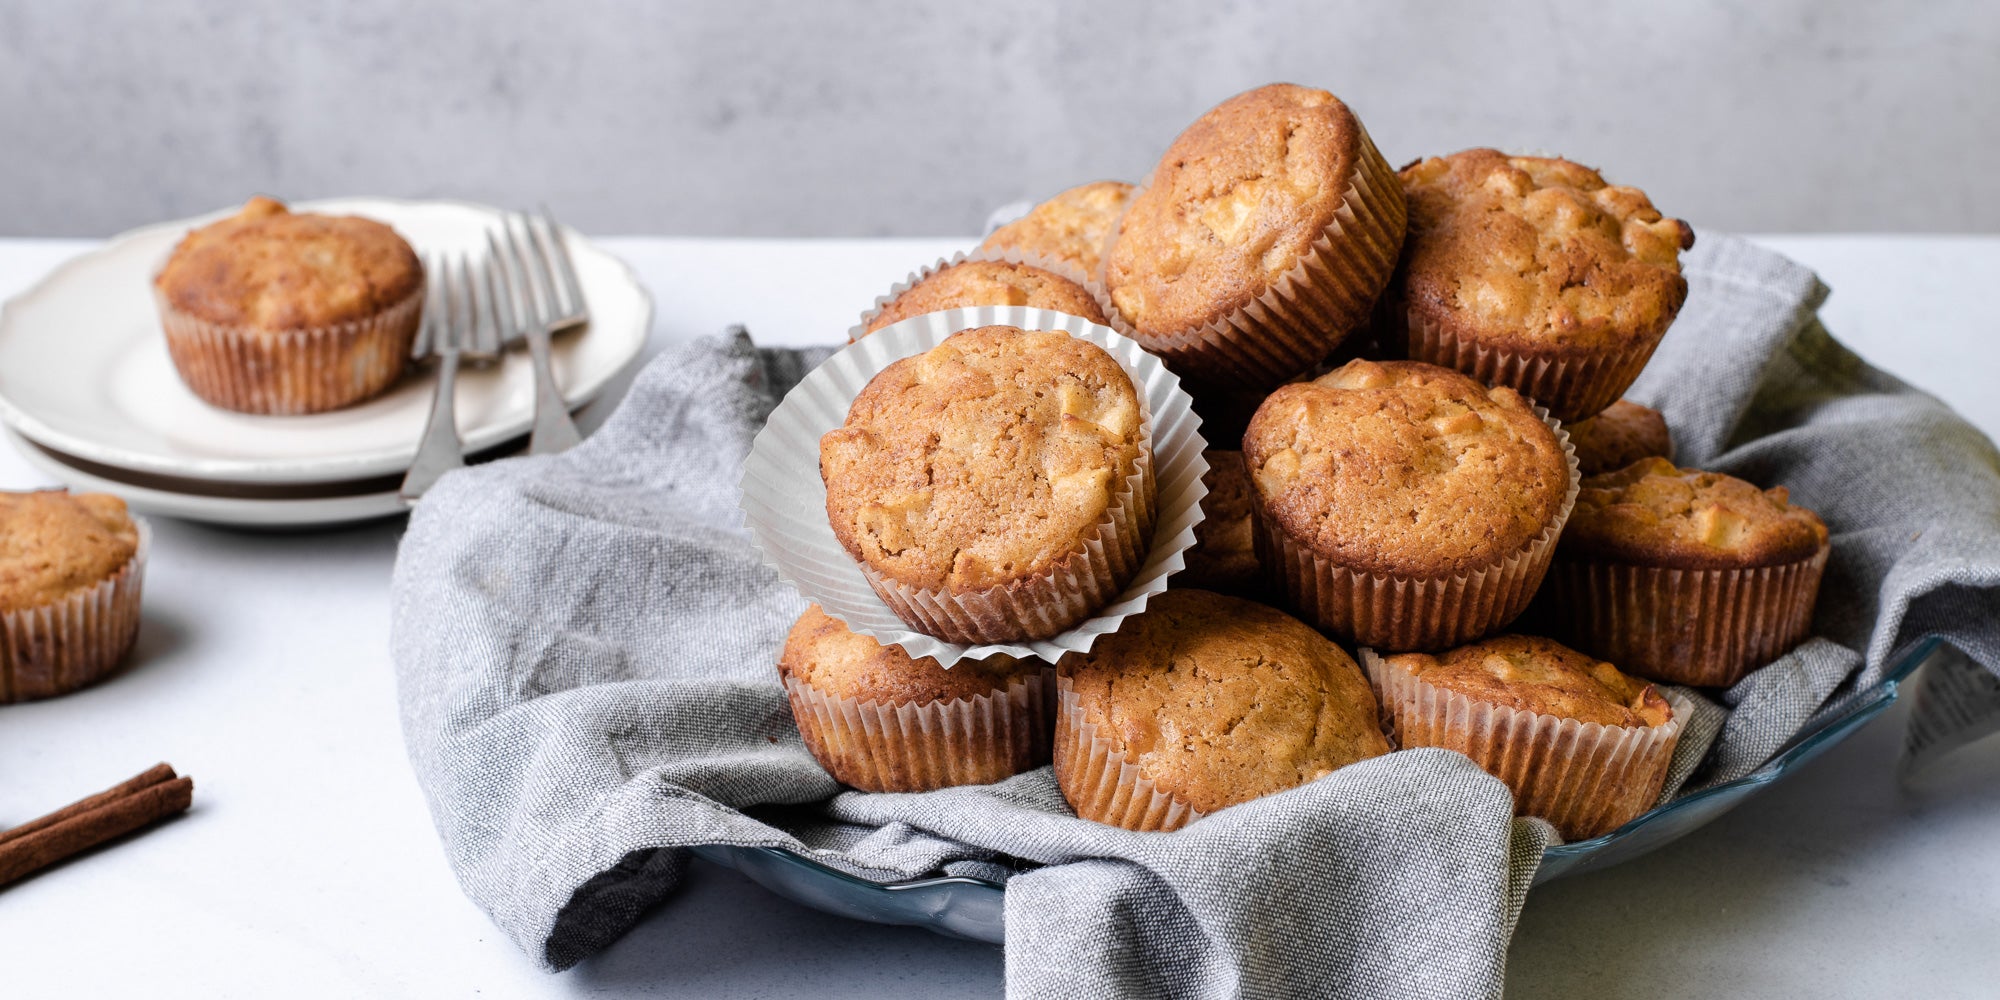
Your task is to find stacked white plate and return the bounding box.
[0,198,652,527]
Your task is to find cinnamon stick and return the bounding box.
[0,764,194,887]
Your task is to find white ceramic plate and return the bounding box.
[0,198,651,484]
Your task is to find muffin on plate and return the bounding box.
[779,605,1053,792]
[153,196,425,414]
[857,256,1108,339]
[1363,634,1685,840]
[1242,359,1576,650]
[1101,83,1406,390]
[1176,450,1259,594]
[1,490,147,703]
[1566,399,1674,476]
[820,325,1154,643]
[1056,589,1391,831]
[1391,150,1694,421]
[1543,457,1830,687]
[979,180,1135,279]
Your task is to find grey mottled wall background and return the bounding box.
[3,0,1994,237]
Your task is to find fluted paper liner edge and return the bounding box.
[1,519,149,703]
[154,282,423,415]
[1053,676,1204,832]
[1402,306,1665,422]
[784,668,1054,793]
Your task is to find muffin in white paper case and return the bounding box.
[741,306,1209,666]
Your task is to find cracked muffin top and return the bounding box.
[1397,149,1694,353]
[154,196,423,331]
[1563,456,1829,569]
[1243,360,1570,577]
[1059,589,1390,813]
[1566,399,1674,476]
[821,325,1145,594]
[0,490,139,612]
[979,180,1135,279]
[1104,84,1371,336]
[1378,634,1673,728]
[862,259,1107,336]
[778,605,1038,704]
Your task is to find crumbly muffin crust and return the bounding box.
[155,196,424,331]
[1179,450,1258,591]
[1567,399,1673,476]
[1060,589,1390,813]
[1104,84,1367,336]
[863,259,1108,335]
[979,181,1135,278]
[1242,360,1569,577]
[779,605,1036,704]
[1563,456,1829,570]
[1381,634,1672,728]
[1397,150,1693,355]
[0,491,139,612]
[821,326,1144,593]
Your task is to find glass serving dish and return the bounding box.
[692,637,1945,946]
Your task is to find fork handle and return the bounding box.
[400,351,467,503]
[525,327,582,455]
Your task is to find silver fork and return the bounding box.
[491,208,588,454]
[400,252,505,503]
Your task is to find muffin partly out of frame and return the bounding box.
[979,180,1135,280]
[1101,83,1406,391]
[820,325,1154,643]
[856,256,1108,339]
[1242,359,1576,650]
[1566,399,1674,476]
[1056,589,1391,831]
[1,490,147,703]
[1363,634,1684,840]
[1542,456,1830,687]
[1391,150,1694,421]
[779,605,1053,793]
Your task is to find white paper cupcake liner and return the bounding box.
[849,247,1107,343]
[1254,407,1579,651]
[742,306,1210,666]
[154,282,423,415]
[1095,123,1406,391]
[1542,542,1831,687]
[784,668,1054,793]
[1361,647,1688,841]
[1,519,149,703]
[1402,305,1666,423]
[1052,676,1204,832]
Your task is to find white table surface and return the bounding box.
[2,234,1997,998]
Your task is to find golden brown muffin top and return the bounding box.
[1243,360,1570,576]
[154,196,424,332]
[1566,399,1674,476]
[0,490,139,612]
[862,259,1108,335]
[979,181,1135,278]
[821,326,1145,594]
[1563,456,1829,570]
[778,605,1038,704]
[1382,634,1673,728]
[1398,149,1694,352]
[1178,450,1258,591]
[1060,589,1390,814]
[1104,84,1365,336]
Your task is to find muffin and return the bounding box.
[979,181,1135,279]
[1101,83,1406,390]
[1363,635,1684,840]
[1566,399,1674,476]
[1392,150,1695,421]
[1242,359,1576,650]
[779,605,1053,792]
[154,196,425,414]
[1543,457,1830,687]
[856,256,1109,338]
[1,491,147,703]
[1056,589,1391,831]
[1177,450,1259,594]
[821,325,1154,643]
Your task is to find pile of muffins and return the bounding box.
[778,82,1833,841]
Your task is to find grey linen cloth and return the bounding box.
[391,234,2000,999]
